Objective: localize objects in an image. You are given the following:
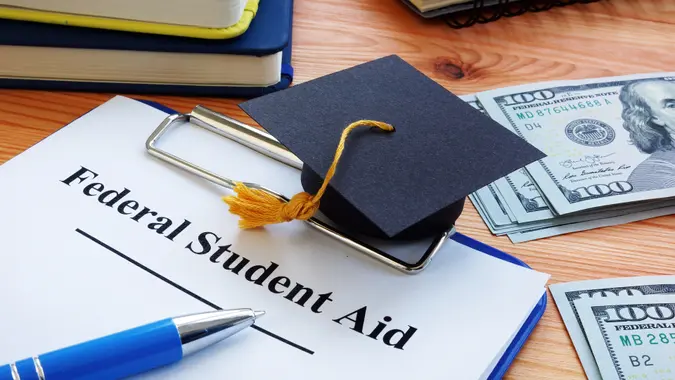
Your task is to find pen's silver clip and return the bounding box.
[145,106,454,274]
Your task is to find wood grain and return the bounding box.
[1,0,675,378]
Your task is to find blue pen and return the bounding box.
[0,308,264,380]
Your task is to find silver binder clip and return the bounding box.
[145,106,454,274]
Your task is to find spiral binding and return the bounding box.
[444,0,601,28]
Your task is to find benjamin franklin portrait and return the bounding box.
[619,79,675,192]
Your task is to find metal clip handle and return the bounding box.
[145,106,454,274]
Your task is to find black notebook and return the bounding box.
[401,0,601,28]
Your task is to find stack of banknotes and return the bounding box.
[463,72,675,243]
[550,276,675,380]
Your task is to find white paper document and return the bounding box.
[0,96,550,379]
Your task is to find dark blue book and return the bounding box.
[0,0,294,98]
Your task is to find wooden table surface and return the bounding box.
[1,0,674,378]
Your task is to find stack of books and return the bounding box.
[0,0,294,97]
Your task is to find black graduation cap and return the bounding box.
[237,55,545,240]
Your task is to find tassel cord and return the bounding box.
[222,119,395,229]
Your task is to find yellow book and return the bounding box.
[0,0,259,39]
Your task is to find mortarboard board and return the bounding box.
[227,55,545,240]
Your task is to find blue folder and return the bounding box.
[138,97,546,379]
[450,233,547,379]
[0,0,294,98]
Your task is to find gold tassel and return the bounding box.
[222,119,395,229]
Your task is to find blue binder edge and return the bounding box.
[450,232,547,379]
[137,98,547,379]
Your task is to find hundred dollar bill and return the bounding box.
[475,183,675,240]
[465,92,675,241]
[508,203,675,242]
[463,94,555,224]
[493,170,553,223]
[470,185,516,228]
[550,276,675,380]
[477,72,675,215]
[576,294,675,380]
[462,94,486,115]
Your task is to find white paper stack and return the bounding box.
[0,96,550,379]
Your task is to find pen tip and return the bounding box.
[254,310,265,319]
